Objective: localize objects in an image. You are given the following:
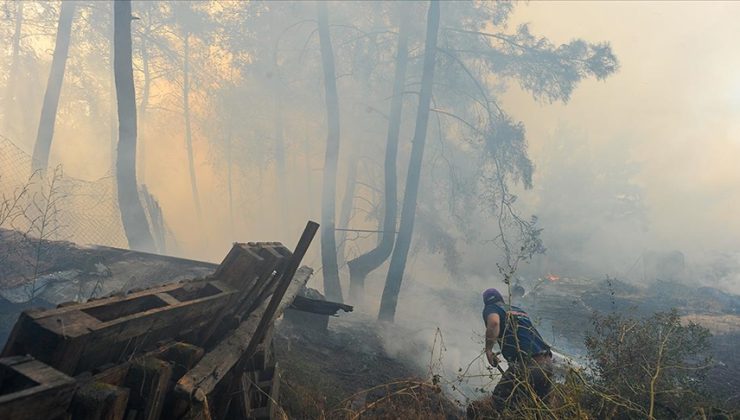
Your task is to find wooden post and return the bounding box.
[123,357,173,420]
[69,382,130,420]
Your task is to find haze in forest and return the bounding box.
[506,1,740,264]
[1,0,739,316]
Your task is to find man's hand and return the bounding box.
[485,349,499,367]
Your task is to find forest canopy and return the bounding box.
[1,0,619,317]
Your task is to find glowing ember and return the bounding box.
[545,273,561,282]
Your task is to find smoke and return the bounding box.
[501,1,740,278]
[1,3,739,396]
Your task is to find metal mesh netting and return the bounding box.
[0,135,128,247]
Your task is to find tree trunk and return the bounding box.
[138,28,151,183]
[378,0,440,322]
[273,89,288,235]
[226,119,234,233]
[347,6,410,302]
[109,1,116,172]
[114,0,155,252]
[304,132,315,220]
[3,0,23,137]
[336,154,358,267]
[31,0,75,171]
[183,31,203,221]
[317,2,343,303]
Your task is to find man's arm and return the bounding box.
[485,312,501,367]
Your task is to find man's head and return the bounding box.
[482,288,503,304]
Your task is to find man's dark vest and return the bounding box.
[483,302,550,363]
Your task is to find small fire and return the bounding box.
[545,273,561,282]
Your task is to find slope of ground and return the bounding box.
[1,231,737,416]
[274,313,462,419]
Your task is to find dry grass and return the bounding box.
[680,314,740,335]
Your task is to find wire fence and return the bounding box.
[0,135,127,248]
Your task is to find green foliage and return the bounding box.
[465,309,733,419]
[416,207,462,276]
[583,310,714,419]
[483,114,532,189]
[483,24,619,103]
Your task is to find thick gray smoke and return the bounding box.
[1,1,739,400]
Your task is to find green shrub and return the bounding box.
[583,310,714,419]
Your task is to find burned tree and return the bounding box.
[3,0,23,138]
[181,29,202,222]
[378,0,440,322]
[114,0,155,251]
[347,4,410,303]
[31,0,75,171]
[317,1,343,303]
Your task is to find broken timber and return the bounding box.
[0,356,75,420]
[0,221,319,420]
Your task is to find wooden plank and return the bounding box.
[276,267,314,317]
[154,342,204,381]
[236,371,256,420]
[68,381,129,420]
[123,357,172,420]
[0,356,75,420]
[173,265,313,419]
[213,244,267,314]
[87,363,131,386]
[174,297,271,402]
[234,245,290,320]
[211,244,264,289]
[175,264,313,400]
[283,309,330,332]
[198,244,289,348]
[250,223,319,352]
[0,229,316,419]
[244,324,275,373]
[245,364,280,420]
[84,340,204,385]
[268,368,280,420]
[289,295,354,315]
[193,243,293,350]
[1,310,96,375]
[2,280,238,375]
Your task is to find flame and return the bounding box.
[545,273,561,282]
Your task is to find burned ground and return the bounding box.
[274,314,461,419]
[0,233,738,417]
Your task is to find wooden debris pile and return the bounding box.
[0,222,319,420]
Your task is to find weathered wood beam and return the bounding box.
[69,381,130,420]
[289,295,354,315]
[123,357,172,420]
[252,222,319,347]
[0,225,319,419]
[2,280,238,375]
[250,363,281,420]
[173,265,313,418]
[197,243,291,348]
[0,356,75,420]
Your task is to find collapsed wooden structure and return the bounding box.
[0,222,319,420]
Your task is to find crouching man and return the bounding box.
[482,288,553,412]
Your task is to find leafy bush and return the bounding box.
[582,310,718,419]
[466,310,736,419]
